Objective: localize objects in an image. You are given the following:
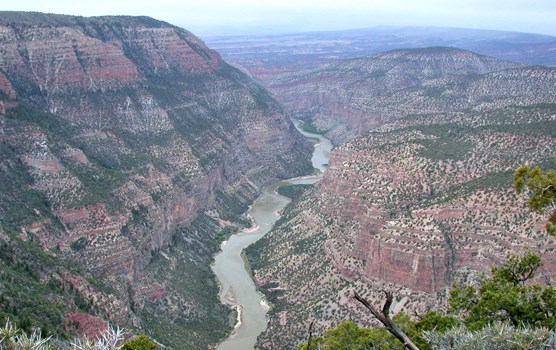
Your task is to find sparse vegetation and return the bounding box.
[300,252,556,350]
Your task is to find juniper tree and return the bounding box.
[514,160,556,234]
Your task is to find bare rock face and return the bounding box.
[250,51,556,348]
[0,12,311,348]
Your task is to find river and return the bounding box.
[212,119,333,350]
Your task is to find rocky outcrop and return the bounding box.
[0,12,312,348]
[317,117,556,292]
[0,71,16,99]
[267,48,556,144]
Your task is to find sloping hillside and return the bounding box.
[248,50,556,348]
[268,48,556,144]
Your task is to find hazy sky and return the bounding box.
[4,0,556,37]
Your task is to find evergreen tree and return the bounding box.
[514,161,556,234]
[121,335,157,350]
[449,252,556,329]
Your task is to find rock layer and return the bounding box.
[0,12,312,348]
[249,49,556,348]
[267,48,556,144]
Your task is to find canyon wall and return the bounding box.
[249,50,556,348]
[266,48,556,144]
[0,12,312,348]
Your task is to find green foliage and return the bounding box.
[214,189,251,224]
[214,225,238,243]
[415,311,459,334]
[70,237,88,252]
[493,252,542,285]
[300,122,328,135]
[416,135,472,161]
[449,252,556,330]
[121,334,157,350]
[138,215,232,349]
[276,184,313,201]
[296,314,457,350]
[514,160,556,234]
[297,320,403,350]
[0,237,72,336]
[0,234,115,338]
[411,311,460,349]
[0,141,52,230]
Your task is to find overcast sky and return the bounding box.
[4,0,556,37]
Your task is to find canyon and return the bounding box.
[0,12,312,349]
[213,120,333,350]
[2,11,556,350]
[266,47,556,144]
[246,48,556,348]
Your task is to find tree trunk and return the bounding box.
[306,321,314,350]
[354,291,420,350]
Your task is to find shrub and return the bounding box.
[121,335,157,350]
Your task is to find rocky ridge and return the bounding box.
[249,49,556,348]
[267,48,556,144]
[0,12,312,348]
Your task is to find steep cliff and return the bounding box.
[0,12,312,348]
[249,51,556,348]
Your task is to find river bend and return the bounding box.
[212,120,332,349]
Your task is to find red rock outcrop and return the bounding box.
[0,25,141,94]
[64,313,107,340]
[0,71,16,99]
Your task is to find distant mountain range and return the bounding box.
[205,26,556,79]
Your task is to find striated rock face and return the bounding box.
[267,48,556,144]
[0,12,312,348]
[250,52,556,347]
[316,116,556,293]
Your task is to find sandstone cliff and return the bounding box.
[0,12,312,348]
